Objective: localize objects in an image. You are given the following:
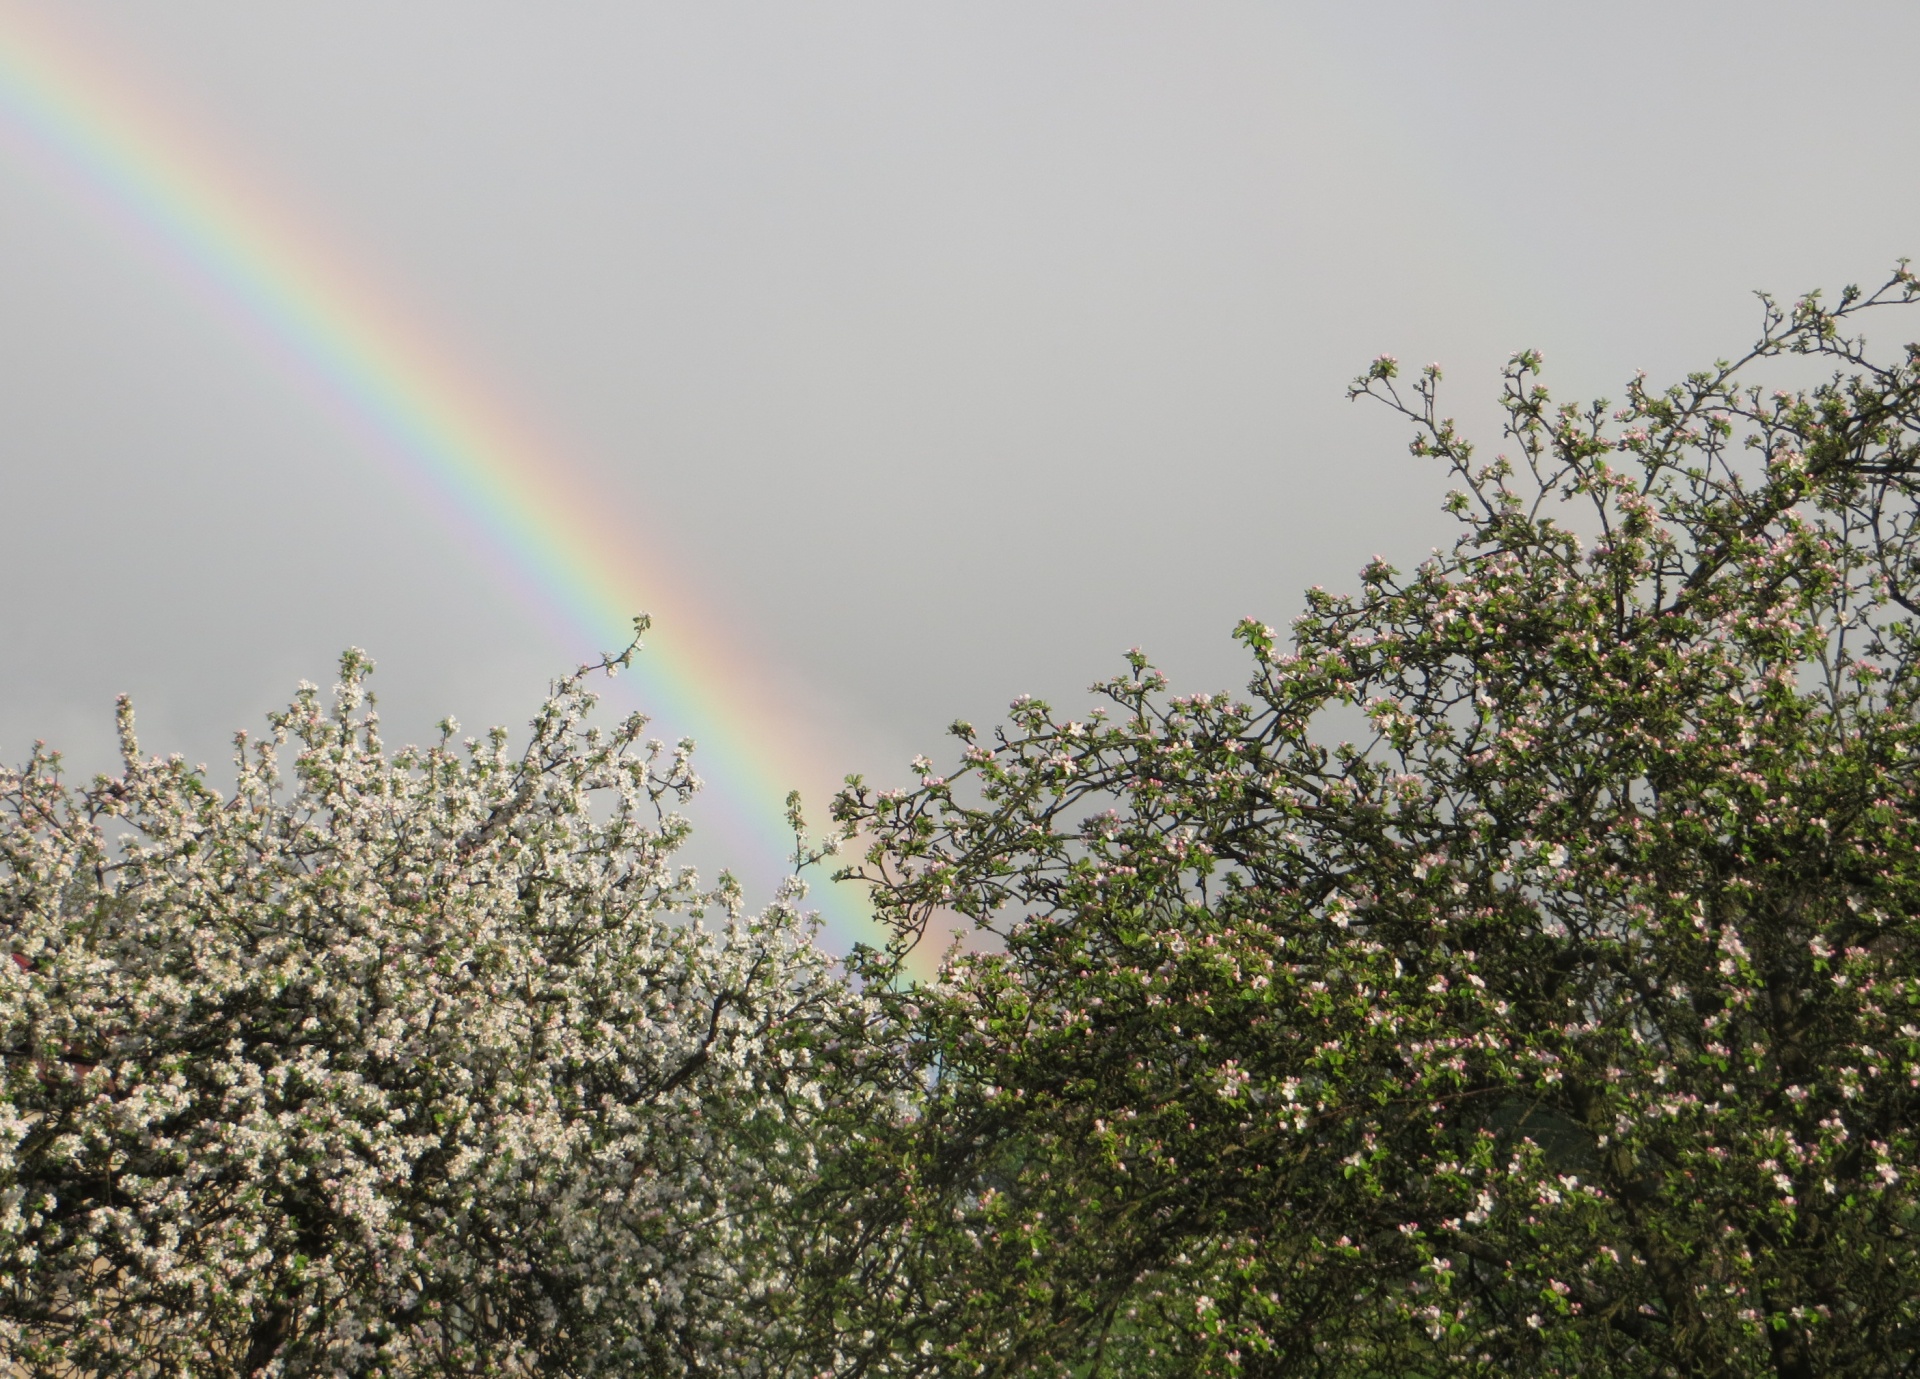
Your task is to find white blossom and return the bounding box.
[0,648,863,1376]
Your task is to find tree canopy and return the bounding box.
[7,266,1920,1377]
[0,636,860,1375]
[825,265,1920,1377]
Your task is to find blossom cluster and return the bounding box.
[0,640,861,1376]
[826,266,1920,1375]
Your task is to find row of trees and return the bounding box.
[5,267,1920,1376]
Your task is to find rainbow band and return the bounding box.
[0,9,933,973]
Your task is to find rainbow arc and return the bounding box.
[0,6,935,972]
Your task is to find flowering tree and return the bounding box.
[828,268,1920,1376]
[0,629,860,1376]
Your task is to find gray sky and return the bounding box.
[2,2,1917,915]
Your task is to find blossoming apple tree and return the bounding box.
[827,267,1920,1377]
[0,629,862,1376]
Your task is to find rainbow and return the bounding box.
[0,8,941,975]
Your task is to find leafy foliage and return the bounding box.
[829,267,1920,1377]
[0,632,858,1376]
[11,267,1920,1379]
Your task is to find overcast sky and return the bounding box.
[2,2,1916,913]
